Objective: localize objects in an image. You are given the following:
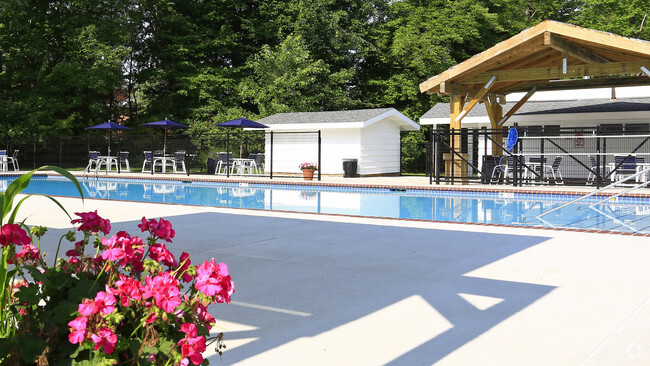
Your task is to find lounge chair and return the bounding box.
[172,151,186,174]
[491,155,524,183]
[610,155,636,183]
[142,151,153,172]
[586,155,599,185]
[543,156,564,185]
[249,153,265,175]
[118,151,130,172]
[84,151,101,173]
[215,152,233,175]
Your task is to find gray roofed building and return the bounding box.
[258,108,419,131]
[259,108,394,124]
[420,97,650,127]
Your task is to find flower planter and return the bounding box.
[302,169,316,180]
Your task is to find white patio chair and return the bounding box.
[6,150,19,171]
[142,151,153,172]
[118,151,130,172]
[172,151,186,174]
[0,150,7,172]
[84,151,101,173]
[543,156,564,185]
[610,155,636,183]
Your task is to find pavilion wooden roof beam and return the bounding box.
[420,20,650,96]
[507,75,650,93]
[457,59,650,85]
[545,33,609,64]
[454,76,496,123]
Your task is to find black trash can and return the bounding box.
[481,155,499,183]
[207,155,217,175]
[343,159,358,178]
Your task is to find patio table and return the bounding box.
[96,156,119,174]
[231,158,256,175]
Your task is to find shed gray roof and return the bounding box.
[258,108,395,124]
[421,97,650,120]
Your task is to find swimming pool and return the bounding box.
[2,175,649,234]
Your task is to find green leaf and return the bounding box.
[17,335,47,363]
[158,336,175,354]
[15,284,40,304]
[52,300,78,324]
[23,265,52,287]
[2,166,84,225]
[68,280,97,303]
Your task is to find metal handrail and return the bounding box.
[536,166,650,218]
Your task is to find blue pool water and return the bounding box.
[1,176,649,234]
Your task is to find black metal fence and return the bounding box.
[431,125,650,187]
[1,131,266,173]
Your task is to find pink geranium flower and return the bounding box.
[178,252,193,282]
[143,272,181,313]
[78,290,117,316]
[90,327,118,354]
[8,243,40,264]
[195,259,234,303]
[138,217,175,242]
[178,323,206,365]
[71,211,111,234]
[111,274,144,306]
[149,243,178,267]
[68,316,88,344]
[0,224,31,247]
[101,232,145,269]
[197,302,216,330]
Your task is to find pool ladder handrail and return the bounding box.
[536,166,650,219]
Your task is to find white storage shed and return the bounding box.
[258,108,419,176]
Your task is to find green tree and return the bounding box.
[0,0,131,138]
[572,0,650,40]
[239,34,356,116]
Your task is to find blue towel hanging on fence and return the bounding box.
[506,127,519,151]
[497,127,520,169]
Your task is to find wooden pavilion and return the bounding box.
[419,20,650,179]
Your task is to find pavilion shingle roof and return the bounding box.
[421,97,650,120]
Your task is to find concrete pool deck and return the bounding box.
[11,182,650,366]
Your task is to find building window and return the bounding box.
[600,124,623,134]
[625,123,650,133]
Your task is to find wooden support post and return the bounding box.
[449,94,468,183]
[485,93,503,155]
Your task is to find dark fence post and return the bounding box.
[596,126,602,188]
[427,125,435,185]
[59,136,63,167]
[317,130,321,181]
[435,125,441,185]
[33,135,37,170]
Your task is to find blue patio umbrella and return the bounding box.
[216,118,268,177]
[86,121,131,156]
[140,119,189,155]
[215,118,268,129]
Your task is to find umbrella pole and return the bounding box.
[163,127,167,156]
[226,130,230,177]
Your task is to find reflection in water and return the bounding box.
[6,177,650,234]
